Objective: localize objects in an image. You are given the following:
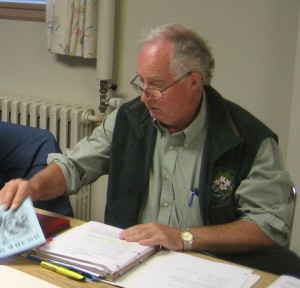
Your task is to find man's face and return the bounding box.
[137,40,201,133]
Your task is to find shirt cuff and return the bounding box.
[47,152,82,195]
[241,213,291,247]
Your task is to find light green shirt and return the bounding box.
[138,94,207,228]
[48,94,293,247]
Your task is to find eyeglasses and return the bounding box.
[130,72,192,100]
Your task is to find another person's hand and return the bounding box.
[0,179,33,210]
[119,222,183,250]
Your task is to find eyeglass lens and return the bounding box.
[130,72,191,99]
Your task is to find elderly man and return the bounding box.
[1,23,299,275]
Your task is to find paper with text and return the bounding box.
[114,250,254,288]
[0,197,45,258]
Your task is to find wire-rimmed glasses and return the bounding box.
[130,72,192,100]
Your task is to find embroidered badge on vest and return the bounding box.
[211,169,235,202]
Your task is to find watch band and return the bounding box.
[180,228,193,251]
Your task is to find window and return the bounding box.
[0,1,46,22]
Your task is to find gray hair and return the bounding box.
[139,23,215,85]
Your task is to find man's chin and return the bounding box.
[148,108,160,118]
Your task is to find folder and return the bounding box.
[36,213,70,238]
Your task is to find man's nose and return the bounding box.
[140,89,151,103]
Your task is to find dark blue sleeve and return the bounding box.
[0,122,61,180]
[0,121,73,216]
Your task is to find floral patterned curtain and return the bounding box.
[46,0,98,58]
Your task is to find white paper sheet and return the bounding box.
[267,275,300,287]
[114,251,255,288]
[0,266,60,288]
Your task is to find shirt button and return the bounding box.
[163,202,169,207]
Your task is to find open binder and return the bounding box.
[30,221,158,281]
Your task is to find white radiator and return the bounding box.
[0,92,95,221]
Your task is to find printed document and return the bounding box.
[0,197,46,258]
[114,250,254,288]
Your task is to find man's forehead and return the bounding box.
[138,40,173,59]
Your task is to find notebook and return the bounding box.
[36,213,70,238]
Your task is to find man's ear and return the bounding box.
[190,72,202,90]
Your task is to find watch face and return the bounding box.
[182,231,193,241]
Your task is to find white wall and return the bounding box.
[0,0,299,255]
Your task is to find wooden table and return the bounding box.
[0,209,279,288]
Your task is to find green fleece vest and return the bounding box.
[105,85,277,229]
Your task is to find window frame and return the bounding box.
[0,1,46,22]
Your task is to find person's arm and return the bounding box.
[48,109,117,195]
[189,220,277,252]
[0,163,65,210]
[119,219,277,253]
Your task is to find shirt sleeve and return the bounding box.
[235,137,294,247]
[47,108,117,194]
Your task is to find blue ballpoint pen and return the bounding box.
[188,188,198,207]
[67,267,103,281]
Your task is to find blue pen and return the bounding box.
[188,188,198,207]
[24,253,43,263]
[67,267,103,281]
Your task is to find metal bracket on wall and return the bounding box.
[99,80,118,114]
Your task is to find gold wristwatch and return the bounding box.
[180,228,193,251]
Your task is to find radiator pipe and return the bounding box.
[82,113,106,124]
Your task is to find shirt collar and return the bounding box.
[184,90,207,144]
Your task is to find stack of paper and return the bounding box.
[31,221,157,281]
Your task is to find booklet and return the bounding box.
[30,221,157,281]
[0,197,46,258]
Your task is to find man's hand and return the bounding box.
[119,222,183,250]
[0,178,33,210]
